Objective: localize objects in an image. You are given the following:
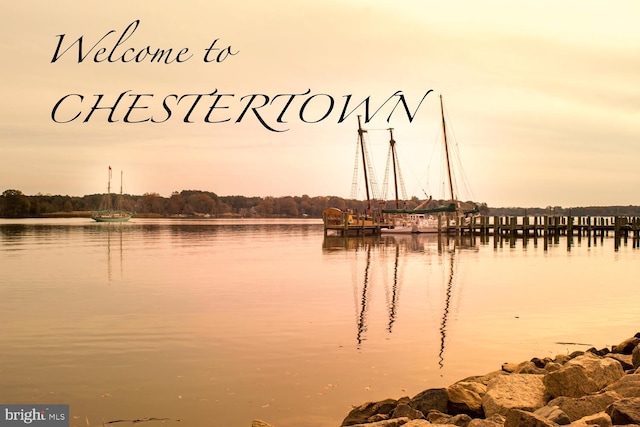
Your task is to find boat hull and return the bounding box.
[92,216,131,222]
[91,210,131,222]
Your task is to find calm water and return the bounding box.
[1,218,638,427]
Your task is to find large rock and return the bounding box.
[467,415,505,427]
[543,353,625,398]
[603,374,640,398]
[612,336,640,354]
[632,345,640,369]
[348,418,411,427]
[534,405,571,425]
[606,353,634,371]
[569,411,612,427]
[504,408,557,427]
[426,411,472,426]
[447,381,487,417]
[482,374,549,417]
[251,420,274,427]
[342,398,399,426]
[408,388,449,415]
[402,420,436,427]
[391,404,424,420]
[547,391,620,422]
[605,397,640,425]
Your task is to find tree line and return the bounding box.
[3,188,638,219]
[0,189,491,218]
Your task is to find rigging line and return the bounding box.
[392,141,409,202]
[423,125,443,199]
[441,103,476,201]
[362,131,382,201]
[382,144,393,202]
[350,134,361,200]
[393,138,432,200]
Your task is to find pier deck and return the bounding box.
[323,212,640,248]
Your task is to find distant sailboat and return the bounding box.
[91,166,133,222]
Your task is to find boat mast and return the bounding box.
[388,128,400,209]
[107,166,113,210]
[440,95,455,202]
[357,115,372,213]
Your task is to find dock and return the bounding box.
[322,211,640,249]
[322,207,390,236]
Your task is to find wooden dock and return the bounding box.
[455,215,640,250]
[322,211,640,249]
[322,208,391,236]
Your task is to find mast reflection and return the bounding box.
[103,223,125,282]
[439,249,455,368]
[323,233,471,364]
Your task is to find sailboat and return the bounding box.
[91,166,133,222]
[381,94,470,234]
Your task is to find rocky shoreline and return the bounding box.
[253,333,640,427]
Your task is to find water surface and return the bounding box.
[1,218,638,427]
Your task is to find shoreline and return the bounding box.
[254,333,640,427]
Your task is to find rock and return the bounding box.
[612,337,640,355]
[467,414,505,427]
[534,405,571,425]
[391,404,424,420]
[447,381,487,417]
[482,374,549,417]
[458,371,507,387]
[402,420,432,427]
[606,353,634,370]
[544,362,564,373]
[348,417,411,427]
[531,357,549,369]
[543,353,625,398]
[570,411,612,427]
[515,361,547,375]
[342,398,399,426]
[502,362,518,373]
[632,345,640,369]
[426,411,472,426]
[504,408,558,427]
[603,374,640,398]
[449,414,472,426]
[251,420,274,427]
[548,391,620,422]
[555,354,572,365]
[605,397,640,425]
[408,388,449,415]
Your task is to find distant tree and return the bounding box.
[167,191,185,215]
[141,192,165,214]
[275,196,299,217]
[256,197,274,216]
[186,193,216,215]
[1,189,31,217]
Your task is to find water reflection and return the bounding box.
[323,234,469,367]
[439,249,454,368]
[105,223,125,282]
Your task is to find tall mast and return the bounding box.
[389,128,400,209]
[357,115,372,213]
[107,166,112,210]
[440,95,455,202]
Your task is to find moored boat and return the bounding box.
[91,167,133,222]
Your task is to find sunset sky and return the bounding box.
[2,1,639,208]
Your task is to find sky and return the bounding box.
[2,1,639,208]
